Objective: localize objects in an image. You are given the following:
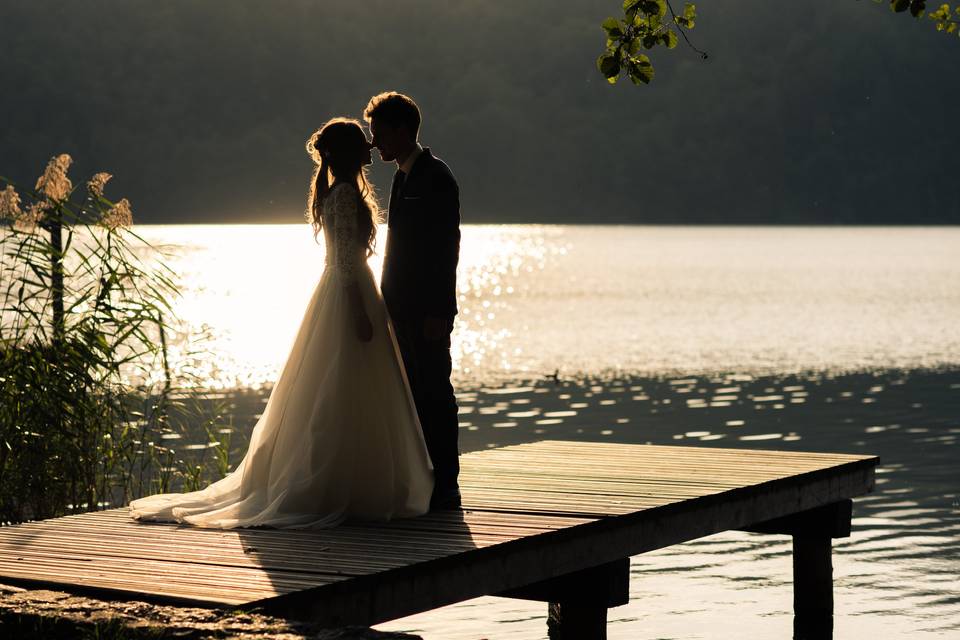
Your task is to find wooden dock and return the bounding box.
[0,440,877,639]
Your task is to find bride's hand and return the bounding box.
[355,312,373,342]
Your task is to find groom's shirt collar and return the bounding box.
[399,143,423,175]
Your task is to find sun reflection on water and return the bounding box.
[453,225,565,378]
[135,224,568,389]
[132,224,960,390]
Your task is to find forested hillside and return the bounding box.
[2,1,957,223]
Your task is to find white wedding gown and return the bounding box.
[129,183,434,528]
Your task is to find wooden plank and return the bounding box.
[0,530,490,566]
[0,522,513,576]
[462,446,875,483]
[461,461,865,482]
[461,481,734,500]
[499,440,875,462]
[0,505,601,590]
[463,449,861,468]
[254,457,876,625]
[0,538,445,575]
[67,507,593,535]
[459,474,753,492]
[462,449,852,467]
[462,458,862,481]
[470,444,873,465]
[0,553,325,596]
[0,554,319,605]
[1,518,515,552]
[0,441,878,624]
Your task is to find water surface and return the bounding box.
[136,225,960,389]
[126,225,960,637]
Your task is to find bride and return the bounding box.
[129,118,434,528]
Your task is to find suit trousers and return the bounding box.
[392,317,460,492]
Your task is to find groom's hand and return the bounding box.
[423,316,448,341]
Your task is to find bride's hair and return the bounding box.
[305,118,380,256]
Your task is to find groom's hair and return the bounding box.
[364,92,421,139]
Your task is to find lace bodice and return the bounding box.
[322,183,366,285]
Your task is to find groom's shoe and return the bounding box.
[430,486,462,510]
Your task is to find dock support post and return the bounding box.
[740,499,852,640]
[496,557,628,640]
[793,535,833,640]
[547,601,608,640]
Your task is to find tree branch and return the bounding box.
[665,0,709,59]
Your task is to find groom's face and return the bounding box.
[369,118,407,163]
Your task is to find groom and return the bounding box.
[364,92,462,510]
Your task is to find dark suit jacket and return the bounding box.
[381,148,461,322]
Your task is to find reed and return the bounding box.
[0,156,229,523]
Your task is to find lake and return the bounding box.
[133,224,960,638]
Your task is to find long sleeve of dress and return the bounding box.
[329,185,360,286]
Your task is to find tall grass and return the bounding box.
[0,156,230,523]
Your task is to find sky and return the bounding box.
[1,0,958,224]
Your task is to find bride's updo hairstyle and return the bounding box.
[306,117,380,256]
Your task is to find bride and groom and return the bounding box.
[129,92,461,528]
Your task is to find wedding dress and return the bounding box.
[129,183,434,528]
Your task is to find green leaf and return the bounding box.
[910,0,927,16]
[677,3,697,28]
[891,0,911,12]
[597,53,621,79]
[628,55,655,85]
[928,4,950,19]
[662,29,679,48]
[602,17,624,38]
[644,0,668,18]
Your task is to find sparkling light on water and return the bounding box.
[134,225,960,389]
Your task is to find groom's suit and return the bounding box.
[382,147,461,498]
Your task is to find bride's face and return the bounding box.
[337,138,372,168]
[362,138,373,166]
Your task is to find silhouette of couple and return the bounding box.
[130,92,461,528]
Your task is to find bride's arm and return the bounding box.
[332,185,372,342]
